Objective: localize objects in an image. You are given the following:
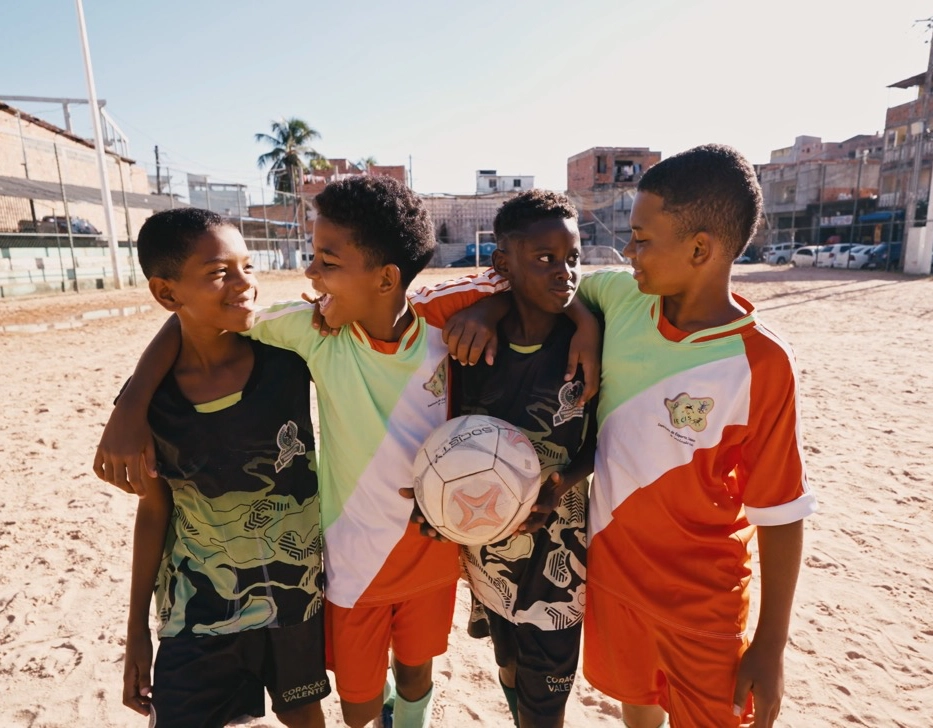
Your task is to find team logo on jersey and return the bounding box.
[664,392,714,432]
[553,381,585,426]
[423,358,447,398]
[274,420,307,472]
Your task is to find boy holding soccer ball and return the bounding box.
[449,146,817,728]
[94,177,601,728]
[449,190,597,728]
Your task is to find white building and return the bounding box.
[475,169,534,194]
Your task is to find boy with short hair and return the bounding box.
[96,177,601,728]
[122,208,329,727]
[453,190,596,728]
[578,145,817,728]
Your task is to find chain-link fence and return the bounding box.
[0,123,318,297]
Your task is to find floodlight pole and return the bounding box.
[74,0,122,289]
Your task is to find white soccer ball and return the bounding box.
[412,414,542,547]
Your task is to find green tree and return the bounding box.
[255,118,327,200]
[357,156,378,173]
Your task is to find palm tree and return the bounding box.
[255,118,326,200]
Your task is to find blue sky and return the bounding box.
[2,0,932,201]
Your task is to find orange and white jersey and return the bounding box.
[248,270,508,608]
[578,270,817,638]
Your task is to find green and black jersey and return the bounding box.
[147,339,322,638]
[455,315,593,630]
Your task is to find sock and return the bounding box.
[499,677,519,727]
[383,671,397,709]
[393,685,433,728]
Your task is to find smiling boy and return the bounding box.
[122,208,329,728]
[578,145,817,728]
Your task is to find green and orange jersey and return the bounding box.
[246,271,508,609]
[578,269,817,639]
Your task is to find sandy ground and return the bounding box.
[1,264,932,727]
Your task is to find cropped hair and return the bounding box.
[493,189,578,247]
[637,144,763,259]
[313,175,435,286]
[137,208,229,280]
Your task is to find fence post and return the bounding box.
[53,143,79,292]
[116,159,138,286]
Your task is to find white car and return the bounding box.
[832,244,873,269]
[816,243,855,268]
[762,242,796,265]
[789,246,818,267]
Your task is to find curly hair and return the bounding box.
[493,189,579,247]
[637,144,763,259]
[313,175,436,286]
[137,207,230,280]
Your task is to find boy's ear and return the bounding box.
[378,264,403,294]
[691,232,713,266]
[491,248,509,276]
[149,277,183,312]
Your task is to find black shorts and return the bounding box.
[151,618,330,727]
[487,610,582,718]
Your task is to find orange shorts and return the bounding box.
[582,585,753,728]
[325,584,457,703]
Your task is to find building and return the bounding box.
[187,174,248,217]
[301,159,408,198]
[566,146,661,248]
[475,170,534,194]
[878,72,933,228]
[0,101,168,239]
[419,192,509,266]
[758,134,883,248]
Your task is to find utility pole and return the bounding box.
[154,145,162,194]
[902,17,933,234]
[74,0,122,289]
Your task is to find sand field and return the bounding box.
[1,264,931,727]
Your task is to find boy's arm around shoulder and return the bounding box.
[94,315,181,495]
[243,299,320,354]
[731,520,804,727]
[124,472,172,717]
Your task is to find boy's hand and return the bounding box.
[301,292,340,336]
[398,486,450,542]
[443,313,498,367]
[517,472,561,535]
[93,409,157,496]
[123,626,154,716]
[732,638,784,727]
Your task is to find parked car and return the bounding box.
[832,244,873,269]
[865,242,903,269]
[762,242,797,265]
[789,245,819,267]
[17,216,102,235]
[816,243,855,268]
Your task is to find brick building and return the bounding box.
[0,101,167,238]
[566,146,661,248]
[301,159,407,198]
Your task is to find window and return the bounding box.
[488,179,497,189]
[513,179,522,187]
[597,156,607,174]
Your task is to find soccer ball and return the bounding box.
[412,414,541,546]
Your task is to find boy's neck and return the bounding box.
[502,299,559,346]
[174,327,254,403]
[661,276,744,333]
[359,291,413,342]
